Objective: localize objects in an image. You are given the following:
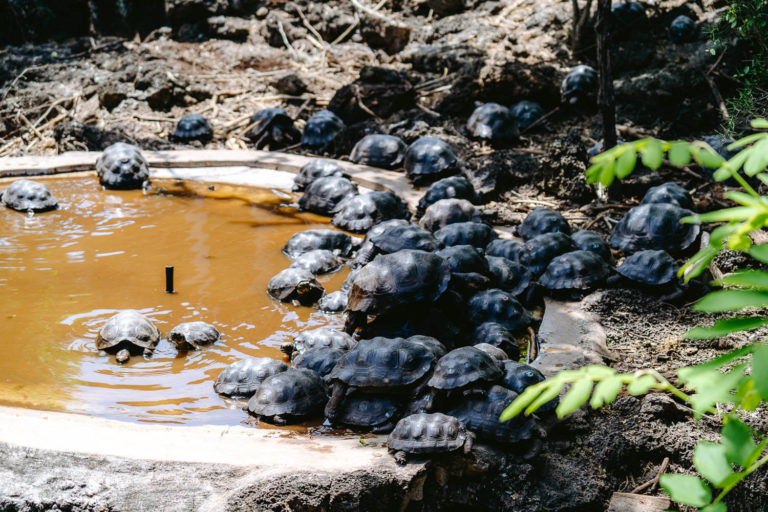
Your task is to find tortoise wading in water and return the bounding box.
[96,142,150,190]
[2,179,58,213]
[168,321,220,350]
[246,368,327,425]
[214,357,289,399]
[96,310,161,363]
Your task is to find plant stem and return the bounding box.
[713,451,768,504]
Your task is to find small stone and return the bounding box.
[274,74,307,96]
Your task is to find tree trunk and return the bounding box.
[596,0,620,199]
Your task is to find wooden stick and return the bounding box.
[630,457,670,494]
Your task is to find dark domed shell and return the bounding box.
[562,65,598,106]
[172,114,212,143]
[293,159,349,192]
[435,222,498,249]
[404,137,460,186]
[519,208,571,241]
[485,239,524,263]
[406,335,448,359]
[291,327,356,356]
[214,357,289,398]
[96,142,150,190]
[95,310,161,353]
[519,232,577,276]
[539,250,611,292]
[437,245,490,275]
[473,343,509,363]
[466,103,518,141]
[267,268,324,305]
[292,347,345,378]
[640,182,695,210]
[282,229,355,259]
[332,191,411,233]
[471,322,520,360]
[616,249,679,286]
[350,134,407,169]
[301,109,345,149]
[289,249,343,275]
[485,256,533,297]
[168,321,220,350]
[332,394,402,429]
[427,346,502,390]
[571,230,613,263]
[2,179,58,213]
[500,361,558,412]
[417,176,479,216]
[609,203,700,255]
[467,289,533,331]
[611,2,647,29]
[317,291,348,313]
[420,199,484,233]
[328,337,435,389]
[388,413,471,454]
[446,385,541,443]
[510,101,545,130]
[669,15,697,43]
[298,176,359,216]
[359,223,440,261]
[245,108,300,148]
[246,368,327,423]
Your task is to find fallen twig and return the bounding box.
[630,457,669,494]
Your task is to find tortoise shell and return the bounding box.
[96,142,150,190]
[466,102,518,141]
[519,232,577,276]
[406,335,448,359]
[609,203,700,255]
[301,110,345,149]
[471,322,520,360]
[293,159,349,192]
[485,239,524,263]
[346,250,452,318]
[473,343,509,364]
[95,310,161,354]
[354,223,440,267]
[317,291,348,313]
[214,357,289,398]
[332,191,411,234]
[427,346,502,390]
[267,268,324,306]
[2,179,58,213]
[245,107,300,149]
[298,176,359,216]
[616,249,679,286]
[562,64,598,106]
[246,368,327,423]
[290,327,357,356]
[434,222,498,249]
[446,385,541,443]
[417,176,479,216]
[168,321,220,350]
[289,249,343,275]
[518,208,571,241]
[282,229,355,259]
[328,337,435,390]
[611,2,648,31]
[388,413,472,455]
[404,137,460,187]
[510,100,545,130]
[500,361,558,412]
[485,256,534,298]
[350,134,408,169]
[437,245,490,275]
[539,250,611,292]
[172,114,212,143]
[331,394,402,430]
[640,182,695,211]
[419,199,484,233]
[467,289,533,331]
[669,15,697,44]
[571,230,613,263]
[292,347,345,379]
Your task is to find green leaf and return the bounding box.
[694,442,734,487]
[589,376,624,409]
[752,343,768,400]
[685,317,768,339]
[640,139,664,169]
[722,418,756,467]
[688,366,747,416]
[615,148,638,179]
[728,132,768,150]
[585,162,604,184]
[556,377,593,418]
[745,438,768,468]
[749,244,768,264]
[715,270,768,291]
[626,374,658,395]
[713,167,734,181]
[700,503,728,512]
[524,383,563,416]
[744,139,768,176]
[691,142,726,169]
[680,245,720,282]
[583,365,617,378]
[599,161,615,188]
[751,119,768,129]
[669,141,692,166]
[659,473,712,507]
[693,290,768,313]
[500,385,542,421]
[687,207,755,223]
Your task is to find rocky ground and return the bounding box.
[1,0,767,510]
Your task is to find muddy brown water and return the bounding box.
[0,175,349,426]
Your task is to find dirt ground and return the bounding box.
[1,0,767,510]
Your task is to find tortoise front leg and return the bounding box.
[344,311,366,335]
[324,382,349,421]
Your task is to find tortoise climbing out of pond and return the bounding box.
[640,182,695,211]
[332,191,411,234]
[350,134,408,169]
[245,107,300,149]
[281,327,356,359]
[289,249,344,275]
[344,250,452,334]
[571,230,613,264]
[168,321,220,350]
[96,142,150,190]
[214,357,289,399]
[2,179,58,213]
[171,114,213,143]
[466,102,518,142]
[419,198,484,233]
[301,110,345,150]
[329,394,404,433]
[246,368,327,425]
[510,100,545,130]
[267,268,324,306]
[561,65,598,106]
[539,250,612,299]
[404,137,461,187]
[282,229,356,259]
[517,208,571,241]
[609,203,700,255]
[298,176,359,216]
[387,413,475,465]
[417,176,479,217]
[609,249,683,301]
[96,310,161,363]
[434,221,498,249]
[293,159,349,192]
